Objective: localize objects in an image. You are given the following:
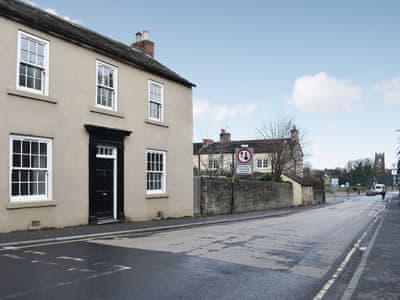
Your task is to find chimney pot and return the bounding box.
[135,32,142,42]
[143,30,149,40]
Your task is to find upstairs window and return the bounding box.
[96,61,117,110]
[17,31,49,95]
[148,80,164,122]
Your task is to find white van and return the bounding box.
[374,184,386,195]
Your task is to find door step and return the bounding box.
[96,218,120,225]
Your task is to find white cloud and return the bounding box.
[375,77,400,105]
[44,8,81,24]
[193,98,257,122]
[291,72,362,112]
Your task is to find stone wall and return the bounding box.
[200,177,293,215]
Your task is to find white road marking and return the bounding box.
[0,264,132,300]
[24,250,46,255]
[1,253,25,260]
[57,256,85,262]
[313,214,381,300]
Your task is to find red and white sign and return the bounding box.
[237,148,252,163]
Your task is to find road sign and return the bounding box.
[235,147,253,175]
[331,178,339,188]
[237,148,252,163]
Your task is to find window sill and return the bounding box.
[90,107,125,118]
[145,119,169,128]
[145,193,169,200]
[7,88,57,104]
[7,200,56,210]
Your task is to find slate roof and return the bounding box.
[193,138,294,155]
[0,0,195,88]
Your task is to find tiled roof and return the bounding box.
[0,0,195,88]
[193,138,294,155]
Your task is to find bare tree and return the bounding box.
[257,118,305,181]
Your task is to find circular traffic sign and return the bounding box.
[237,148,252,163]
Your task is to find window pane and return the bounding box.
[30,182,39,195]
[21,182,28,195]
[37,55,44,66]
[35,78,42,90]
[22,154,30,168]
[31,142,39,154]
[27,66,34,77]
[38,182,45,195]
[97,67,102,84]
[21,49,28,62]
[40,143,47,155]
[40,156,47,168]
[12,170,19,182]
[37,43,44,57]
[38,171,46,182]
[31,155,39,168]
[12,183,19,196]
[13,140,21,153]
[21,37,28,51]
[109,71,114,88]
[19,64,27,86]
[21,170,29,182]
[27,76,34,88]
[13,154,21,167]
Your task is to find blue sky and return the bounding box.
[26,0,400,169]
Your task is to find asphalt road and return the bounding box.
[0,195,387,300]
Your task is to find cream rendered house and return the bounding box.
[0,0,195,232]
[193,129,303,178]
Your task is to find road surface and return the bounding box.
[0,195,386,299]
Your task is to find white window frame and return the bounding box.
[16,31,49,96]
[96,60,118,111]
[208,158,219,170]
[256,158,268,169]
[9,135,53,202]
[146,149,167,194]
[148,80,164,122]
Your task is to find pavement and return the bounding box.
[342,194,400,299]
[0,205,316,247]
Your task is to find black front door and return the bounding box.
[94,158,114,219]
[86,124,131,224]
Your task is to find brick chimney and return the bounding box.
[202,138,214,146]
[219,129,231,144]
[131,30,154,58]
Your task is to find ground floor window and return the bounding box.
[9,135,52,202]
[208,158,219,170]
[146,149,166,194]
[256,158,268,169]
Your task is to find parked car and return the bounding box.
[374,184,386,195]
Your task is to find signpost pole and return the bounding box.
[231,150,234,214]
